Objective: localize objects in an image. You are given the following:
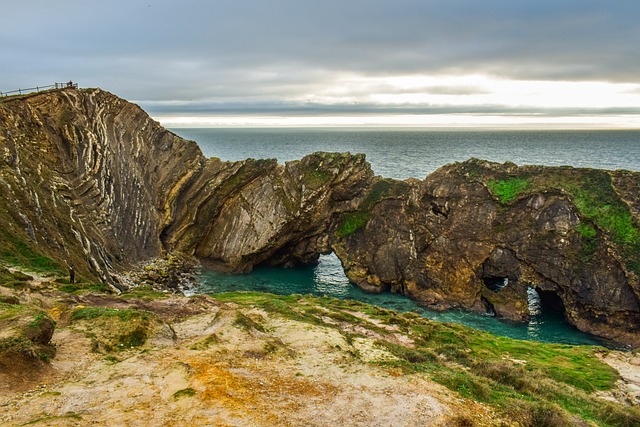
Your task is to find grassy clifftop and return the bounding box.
[1,262,639,426]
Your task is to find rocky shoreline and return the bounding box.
[0,88,638,347]
[2,88,640,425]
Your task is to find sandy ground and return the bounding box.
[0,295,506,427]
[597,351,640,406]
[1,287,638,427]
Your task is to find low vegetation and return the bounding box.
[335,211,370,237]
[487,177,530,203]
[70,307,156,352]
[470,161,640,275]
[336,178,411,237]
[0,302,56,362]
[216,291,640,427]
[0,229,65,277]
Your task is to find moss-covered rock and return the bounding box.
[69,306,161,352]
[0,302,56,362]
[332,159,640,347]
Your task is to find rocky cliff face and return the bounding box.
[0,88,373,281]
[332,160,640,346]
[0,88,203,287]
[161,152,373,273]
[1,88,638,346]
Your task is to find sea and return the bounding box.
[171,127,640,346]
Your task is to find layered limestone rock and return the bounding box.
[1,89,639,346]
[0,88,373,280]
[160,152,373,273]
[0,88,203,287]
[332,159,640,346]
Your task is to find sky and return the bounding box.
[2,0,640,128]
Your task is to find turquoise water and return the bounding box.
[198,254,602,346]
[173,127,640,346]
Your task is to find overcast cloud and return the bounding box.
[2,0,639,125]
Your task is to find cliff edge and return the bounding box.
[1,88,638,346]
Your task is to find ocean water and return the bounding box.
[171,128,640,179]
[172,127,640,346]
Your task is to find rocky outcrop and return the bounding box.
[0,88,203,287]
[332,160,640,346]
[0,88,373,280]
[0,302,56,365]
[161,152,373,273]
[1,89,639,346]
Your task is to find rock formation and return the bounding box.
[332,160,640,346]
[1,88,638,346]
[0,88,202,287]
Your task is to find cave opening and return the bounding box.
[483,276,509,292]
[527,287,566,317]
[537,289,566,314]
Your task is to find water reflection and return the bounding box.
[198,253,601,346]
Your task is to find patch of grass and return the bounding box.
[172,387,196,399]
[304,168,333,187]
[336,211,370,237]
[23,412,82,425]
[190,333,220,351]
[0,301,26,319]
[104,355,120,364]
[233,312,266,333]
[577,222,597,240]
[212,291,640,426]
[487,178,530,203]
[335,179,412,238]
[467,161,640,275]
[361,179,411,209]
[57,281,111,294]
[70,307,154,351]
[0,230,65,276]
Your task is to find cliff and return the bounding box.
[332,160,640,346]
[0,88,203,287]
[1,88,639,346]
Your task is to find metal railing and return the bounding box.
[0,81,78,97]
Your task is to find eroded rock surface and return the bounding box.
[332,160,640,346]
[1,89,639,346]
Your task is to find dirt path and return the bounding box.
[598,351,640,406]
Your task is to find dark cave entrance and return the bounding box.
[528,287,567,317]
[483,276,509,292]
[537,289,566,314]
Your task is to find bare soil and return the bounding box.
[0,293,506,427]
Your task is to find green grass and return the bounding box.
[0,229,65,276]
[23,412,83,425]
[71,307,145,322]
[335,179,412,238]
[335,211,370,237]
[212,291,640,426]
[0,301,26,319]
[70,307,155,351]
[467,162,640,275]
[487,178,530,203]
[361,179,411,209]
[190,333,220,351]
[57,280,111,294]
[233,311,267,332]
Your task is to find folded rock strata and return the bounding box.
[1,88,638,346]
